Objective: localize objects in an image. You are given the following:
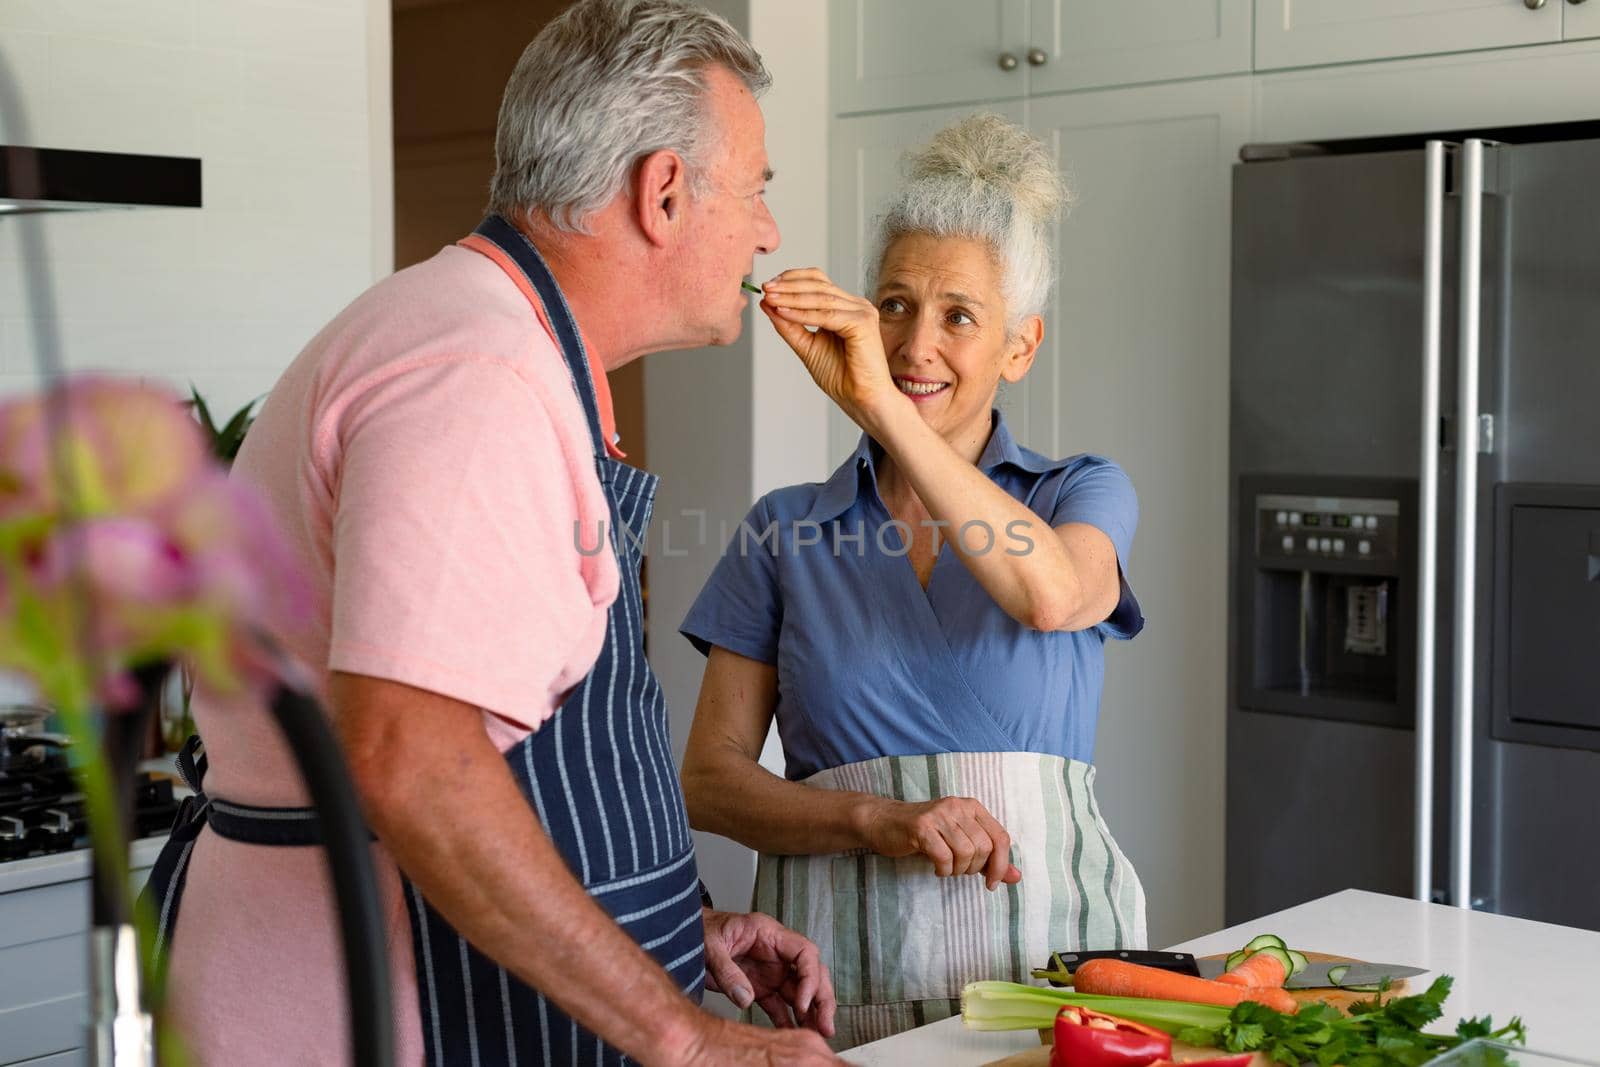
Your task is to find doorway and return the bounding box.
[390,0,647,469]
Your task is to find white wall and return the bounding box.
[0,0,394,414]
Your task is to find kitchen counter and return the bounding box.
[844,889,1600,1066]
[0,833,167,895]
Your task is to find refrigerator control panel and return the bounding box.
[1256,494,1400,563]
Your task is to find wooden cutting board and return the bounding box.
[979,952,1408,1067]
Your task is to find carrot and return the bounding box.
[1214,951,1287,989]
[1073,959,1300,1015]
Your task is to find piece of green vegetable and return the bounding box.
[1242,934,1288,953]
[1173,976,1527,1067]
[961,981,1232,1035]
[741,281,763,294]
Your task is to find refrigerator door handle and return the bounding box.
[1415,140,1447,904]
[1451,138,1490,910]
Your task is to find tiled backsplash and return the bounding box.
[0,0,391,413]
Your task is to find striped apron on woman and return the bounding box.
[140,214,706,1065]
[753,751,1145,1050]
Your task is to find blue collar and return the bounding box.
[803,409,1058,524]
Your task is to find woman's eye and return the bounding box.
[948,310,974,326]
[879,298,905,314]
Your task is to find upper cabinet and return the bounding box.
[1254,0,1563,71]
[1027,0,1251,95]
[1568,0,1600,41]
[831,0,1250,114]
[830,0,1030,114]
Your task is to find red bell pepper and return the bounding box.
[1050,1006,1174,1067]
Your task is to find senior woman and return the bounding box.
[679,114,1147,1047]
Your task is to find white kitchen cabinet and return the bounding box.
[1253,38,1600,143]
[1023,79,1250,950]
[1568,0,1600,40]
[1254,0,1563,71]
[829,0,1029,114]
[826,100,1029,462]
[1027,0,1250,94]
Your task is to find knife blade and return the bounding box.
[1194,958,1429,989]
[1037,950,1202,985]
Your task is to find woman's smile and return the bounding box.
[894,375,950,400]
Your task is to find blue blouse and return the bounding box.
[679,412,1144,781]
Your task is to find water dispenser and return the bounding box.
[1234,476,1416,729]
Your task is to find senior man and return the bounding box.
[140,2,840,1064]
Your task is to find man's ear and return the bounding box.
[1002,315,1044,383]
[634,148,690,248]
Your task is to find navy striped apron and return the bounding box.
[137,214,706,1065]
[405,215,707,1064]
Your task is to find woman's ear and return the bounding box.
[634,148,690,247]
[1001,315,1044,383]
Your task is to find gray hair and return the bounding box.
[488,0,770,233]
[867,114,1070,332]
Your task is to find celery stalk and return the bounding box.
[961,981,1232,1035]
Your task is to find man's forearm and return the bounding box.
[334,676,703,1066]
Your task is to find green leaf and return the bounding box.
[1176,1027,1218,1048]
[214,398,259,462]
[188,384,219,438]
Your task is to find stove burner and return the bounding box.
[0,733,180,861]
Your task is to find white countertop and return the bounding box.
[0,834,167,895]
[845,889,1600,1066]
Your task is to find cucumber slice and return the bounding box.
[1325,964,1383,991]
[1242,934,1288,952]
[1224,950,1248,972]
[1286,949,1309,976]
[1252,946,1295,979]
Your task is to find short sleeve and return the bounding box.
[679,496,783,663]
[1047,458,1144,640]
[327,357,613,727]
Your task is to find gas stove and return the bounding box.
[0,708,180,862]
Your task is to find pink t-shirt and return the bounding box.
[168,243,623,1065]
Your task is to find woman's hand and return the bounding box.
[758,268,909,434]
[859,796,1023,892]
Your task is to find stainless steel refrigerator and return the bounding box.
[1226,121,1600,930]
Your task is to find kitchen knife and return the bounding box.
[1194,958,1429,989]
[1037,950,1203,985]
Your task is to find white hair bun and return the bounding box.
[902,113,1069,229]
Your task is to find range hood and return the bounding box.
[0,145,201,214]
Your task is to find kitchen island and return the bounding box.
[844,889,1600,1066]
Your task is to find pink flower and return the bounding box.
[0,377,318,709]
[0,377,208,522]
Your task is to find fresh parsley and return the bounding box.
[1174,977,1527,1067]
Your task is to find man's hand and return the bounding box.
[701,908,837,1037]
[671,1015,843,1067]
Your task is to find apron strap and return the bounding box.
[467,214,610,461]
[167,733,369,847]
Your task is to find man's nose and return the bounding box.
[756,197,780,256]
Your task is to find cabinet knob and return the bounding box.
[998,52,1019,71]
[1568,0,1587,6]
[1027,47,1048,66]
[1524,0,1546,8]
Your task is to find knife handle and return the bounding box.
[1039,950,1200,986]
